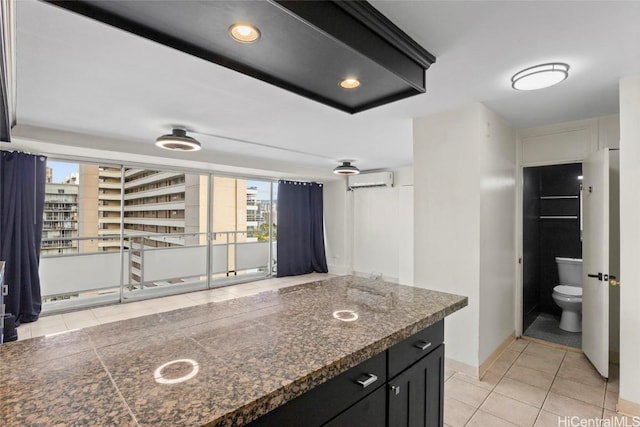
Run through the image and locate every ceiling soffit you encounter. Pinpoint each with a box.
[43,0,436,114]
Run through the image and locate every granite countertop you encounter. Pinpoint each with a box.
[0,275,467,427]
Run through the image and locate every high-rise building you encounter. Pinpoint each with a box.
[41,182,79,256]
[43,162,258,283]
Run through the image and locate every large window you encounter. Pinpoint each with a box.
[39,159,278,313]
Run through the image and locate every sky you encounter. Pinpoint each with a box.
[47,160,277,200]
[47,160,78,183]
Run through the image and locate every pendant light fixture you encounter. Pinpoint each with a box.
[333,161,360,176]
[155,128,201,151]
[511,63,570,91]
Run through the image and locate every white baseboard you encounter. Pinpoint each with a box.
[617,398,640,417]
[446,357,478,378]
[479,332,516,379]
[327,264,351,276]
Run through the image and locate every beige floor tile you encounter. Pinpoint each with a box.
[454,371,500,391]
[488,360,513,377]
[522,342,566,364]
[557,360,606,389]
[445,368,456,381]
[494,377,549,408]
[604,390,618,411]
[66,317,101,329]
[509,339,529,353]
[550,376,605,407]
[498,349,523,366]
[444,376,491,408]
[506,364,555,391]
[29,322,69,338]
[533,410,563,427]
[34,314,66,327]
[480,392,539,426]
[562,351,593,369]
[443,396,476,427]
[514,352,563,376]
[466,409,518,427]
[16,325,32,340]
[542,392,603,419]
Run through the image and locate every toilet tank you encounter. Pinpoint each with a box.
[556,257,582,287]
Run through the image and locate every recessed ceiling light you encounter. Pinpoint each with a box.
[155,128,201,151]
[333,161,360,175]
[340,78,361,89]
[511,63,569,91]
[229,23,260,43]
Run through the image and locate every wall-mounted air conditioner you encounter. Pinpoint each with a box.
[347,171,394,190]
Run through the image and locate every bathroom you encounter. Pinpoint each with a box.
[522,162,583,348]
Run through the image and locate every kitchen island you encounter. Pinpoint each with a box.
[0,275,467,426]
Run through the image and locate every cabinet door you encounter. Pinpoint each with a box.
[388,344,444,427]
[323,387,386,427]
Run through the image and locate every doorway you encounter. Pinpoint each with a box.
[522,163,583,348]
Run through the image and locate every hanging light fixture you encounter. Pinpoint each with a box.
[155,128,201,151]
[511,63,569,91]
[333,161,360,176]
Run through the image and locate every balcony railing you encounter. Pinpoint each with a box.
[39,231,276,314]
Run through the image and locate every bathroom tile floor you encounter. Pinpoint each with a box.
[445,340,624,427]
[524,313,582,349]
[15,275,628,427]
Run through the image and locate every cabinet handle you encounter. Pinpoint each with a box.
[414,340,432,351]
[356,373,378,388]
[390,384,400,395]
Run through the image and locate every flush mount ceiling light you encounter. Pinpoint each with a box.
[155,128,201,151]
[333,161,360,176]
[229,23,260,43]
[511,63,570,91]
[340,78,360,89]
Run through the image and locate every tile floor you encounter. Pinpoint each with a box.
[444,340,627,427]
[524,312,581,349]
[15,273,631,427]
[16,272,333,340]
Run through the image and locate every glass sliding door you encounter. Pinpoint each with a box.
[209,177,276,286]
[39,161,124,312]
[121,168,209,301]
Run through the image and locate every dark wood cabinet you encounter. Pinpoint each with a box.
[248,320,444,427]
[388,344,445,427]
[323,387,386,427]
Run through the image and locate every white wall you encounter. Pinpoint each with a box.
[323,179,351,275]
[478,108,517,362]
[414,104,484,369]
[414,104,516,371]
[618,75,640,410]
[323,166,414,283]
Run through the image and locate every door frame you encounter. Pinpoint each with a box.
[515,158,584,337]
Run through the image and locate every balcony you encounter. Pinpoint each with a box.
[123,201,185,212]
[39,232,277,314]
[124,184,186,201]
[124,171,184,189]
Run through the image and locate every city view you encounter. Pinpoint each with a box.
[40,160,278,310]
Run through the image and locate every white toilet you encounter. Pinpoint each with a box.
[552,257,583,332]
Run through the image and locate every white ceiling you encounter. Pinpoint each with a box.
[9,0,640,180]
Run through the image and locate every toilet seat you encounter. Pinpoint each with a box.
[553,285,582,297]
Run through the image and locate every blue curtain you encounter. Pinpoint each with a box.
[0,151,47,324]
[276,180,328,277]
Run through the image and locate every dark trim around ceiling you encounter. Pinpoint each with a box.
[44,0,364,113]
[43,0,435,114]
[331,1,436,69]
